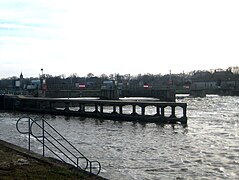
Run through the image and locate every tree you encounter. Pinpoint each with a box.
[230,66,239,74]
[109,74,114,80]
[100,74,108,80]
[70,73,78,78]
[87,73,94,78]
[123,74,131,80]
[60,74,66,79]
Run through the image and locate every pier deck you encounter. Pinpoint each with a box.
[2,95,187,124]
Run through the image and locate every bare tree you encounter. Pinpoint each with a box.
[100,74,108,80]
[87,73,94,78]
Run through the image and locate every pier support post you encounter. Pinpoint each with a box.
[132,105,137,115]
[156,106,161,116]
[94,104,99,113]
[49,101,54,110]
[112,105,117,114]
[161,106,165,117]
[79,104,85,112]
[100,105,104,113]
[65,102,70,112]
[141,105,145,116]
[183,105,187,118]
[119,105,123,114]
[171,106,176,118]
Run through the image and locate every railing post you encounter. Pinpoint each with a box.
[90,161,92,173]
[28,117,31,152]
[42,119,45,157]
[77,157,79,168]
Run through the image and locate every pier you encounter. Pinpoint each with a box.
[1,95,187,124]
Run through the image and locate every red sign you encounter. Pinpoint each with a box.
[79,84,86,89]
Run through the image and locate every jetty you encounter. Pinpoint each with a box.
[1,95,187,124]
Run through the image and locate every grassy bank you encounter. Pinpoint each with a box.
[0,140,107,180]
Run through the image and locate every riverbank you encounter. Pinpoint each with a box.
[0,139,107,180]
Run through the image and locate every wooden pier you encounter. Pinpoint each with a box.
[1,95,187,124]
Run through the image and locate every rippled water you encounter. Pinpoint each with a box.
[0,95,239,179]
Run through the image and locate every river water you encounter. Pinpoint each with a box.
[0,95,238,179]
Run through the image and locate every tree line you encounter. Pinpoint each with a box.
[1,66,239,90]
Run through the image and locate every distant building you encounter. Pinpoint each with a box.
[191,70,238,90]
[27,80,41,90]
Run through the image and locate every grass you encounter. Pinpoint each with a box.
[0,142,105,180]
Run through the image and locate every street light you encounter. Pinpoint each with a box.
[41,68,43,77]
[40,68,44,92]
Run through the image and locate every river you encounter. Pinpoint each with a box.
[0,95,238,179]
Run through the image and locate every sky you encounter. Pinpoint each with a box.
[0,0,239,78]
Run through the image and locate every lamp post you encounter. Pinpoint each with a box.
[41,68,43,77]
[40,68,43,91]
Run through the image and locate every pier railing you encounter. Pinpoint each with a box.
[16,117,101,175]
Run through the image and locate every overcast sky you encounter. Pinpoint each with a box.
[0,0,239,78]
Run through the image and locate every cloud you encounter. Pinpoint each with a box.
[0,0,63,39]
[0,0,239,78]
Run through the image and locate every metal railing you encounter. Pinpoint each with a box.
[16,117,101,175]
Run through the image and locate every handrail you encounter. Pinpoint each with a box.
[16,117,101,175]
[16,117,32,151]
[30,119,88,170]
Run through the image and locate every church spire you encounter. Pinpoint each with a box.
[20,72,23,79]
